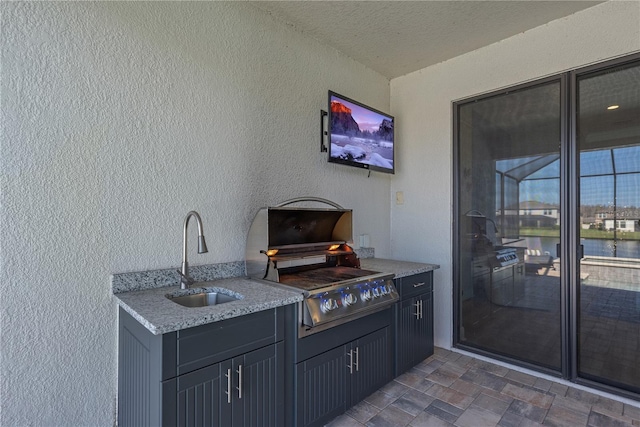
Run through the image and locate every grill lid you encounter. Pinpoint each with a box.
[267,208,351,247]
[245,198,353,279]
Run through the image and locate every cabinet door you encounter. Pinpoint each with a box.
[415,292,434,362]
[396,297,420,375]
[396,293,434,376]
[167,343,283,427]
[236,342,283,427]
[296,345,348,427]
[169,363,222,427]
[218,359,237,426]
[351,327,391,405]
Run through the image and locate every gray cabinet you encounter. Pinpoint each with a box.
[395,272,434,376]
[295,345,347,427]
[163,342,283,427]
[118,306,285,427]
[163,362,221,426]
[351,327,392,402]
[232,343,283,426]
[295,327,391,427]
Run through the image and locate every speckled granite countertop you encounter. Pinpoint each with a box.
[113,258,439,335]
[114,277,303,335]
[360,258,440,278]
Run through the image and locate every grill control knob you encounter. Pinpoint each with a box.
[342,293,357,306]
[372,287,380,298]
[361,289,371,301]
[320,298,338,313]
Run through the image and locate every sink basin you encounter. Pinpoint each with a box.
[168,291,239,308]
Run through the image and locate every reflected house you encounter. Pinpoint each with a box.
[594,208,640,232]
[500,200,559,229]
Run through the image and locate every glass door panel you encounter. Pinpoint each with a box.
[457,80,563,371]
[577,61,640,393]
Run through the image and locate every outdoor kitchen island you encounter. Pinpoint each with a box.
[114,258,439,427]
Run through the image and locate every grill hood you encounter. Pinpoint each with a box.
[245,198,353,279]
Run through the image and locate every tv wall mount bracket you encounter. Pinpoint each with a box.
[320,109,328,152]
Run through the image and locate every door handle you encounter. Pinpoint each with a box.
[413,282,426,288]
[556,243,584,259]
[236,365,242,399]
[347,349,353,374]
[414,301,420,319]
[225,368,232,404]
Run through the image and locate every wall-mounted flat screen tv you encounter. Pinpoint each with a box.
[328,91,394,174]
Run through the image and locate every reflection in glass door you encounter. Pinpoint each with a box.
[456,79,564,371]
[576,61,640,393]
[455,55,640,397]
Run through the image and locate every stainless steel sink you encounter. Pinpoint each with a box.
[168,291,239,308]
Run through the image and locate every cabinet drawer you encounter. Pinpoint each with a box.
[171,308,281,377]
[396,271,433,299]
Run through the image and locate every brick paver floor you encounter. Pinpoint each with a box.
[325,348,640,427]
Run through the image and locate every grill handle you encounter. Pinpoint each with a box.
[276,197,344,210]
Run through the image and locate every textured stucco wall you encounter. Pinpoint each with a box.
[0,2,391,424]
[389,0,640,349]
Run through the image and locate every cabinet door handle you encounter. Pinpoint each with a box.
[354,347,359,372]
[347,349,353,374]
[420,300,424,319]
[413,282,426,288]
[236,365,242,399]
[414,301,420,319]
[225,368,232,404]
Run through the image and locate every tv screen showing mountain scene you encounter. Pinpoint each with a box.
[328,91,395,174]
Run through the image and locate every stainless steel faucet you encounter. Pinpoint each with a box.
[179,211,208,289]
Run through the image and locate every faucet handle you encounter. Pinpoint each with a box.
[176,269,196,288]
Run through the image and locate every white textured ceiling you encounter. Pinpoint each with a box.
[251,1,605,79]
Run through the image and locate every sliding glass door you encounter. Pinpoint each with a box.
[455,78,564,372]
[576,60,640,394]
[454,54,640,396]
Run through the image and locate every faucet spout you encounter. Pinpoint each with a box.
[180,211,208,289]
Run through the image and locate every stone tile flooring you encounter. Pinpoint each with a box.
[325,348,640,427]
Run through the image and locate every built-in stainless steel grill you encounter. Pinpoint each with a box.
[245,197,398,337]
[493,247,520,267]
